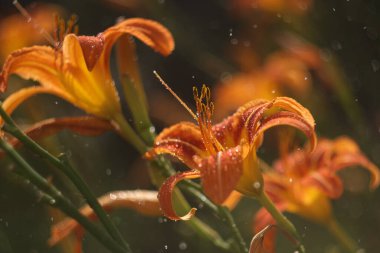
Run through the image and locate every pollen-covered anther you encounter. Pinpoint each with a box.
[193,85,224,154]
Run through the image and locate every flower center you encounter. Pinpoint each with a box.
[193,85,224,155]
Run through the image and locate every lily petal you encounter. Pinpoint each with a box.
[0,46,64,92]
[103,18,175,58]
[222,190,243,210]
[77,35,105,71]
[2,86,68,117]
[332,153,380,189]
[5,116,113,151]
[49,190,160,247]
[62,34,122,118]
[158,170,200,220]
[254,111,317,151]
[200,146,244,204]
[249,225,276,253]
[302,169,343,198]
[146,122,206,169]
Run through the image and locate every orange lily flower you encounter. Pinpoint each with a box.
[0,18,174,122]
[146,84,317,221]
[253,136,380,252]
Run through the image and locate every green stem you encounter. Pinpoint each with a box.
[0,105,131,252]
[256,192,305,253]
[218,206,248,253]
[112,113,148,154]
[0,139,126,253]
[326,218,358,253]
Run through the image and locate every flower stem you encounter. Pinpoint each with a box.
[112,113,148,154]
[256,192,305,253]
[326,218,358,253]
[0,104,132,252]
[0,138,127,253]
[218,206,248,253]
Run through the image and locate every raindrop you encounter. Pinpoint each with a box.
[229,28,233,37]
[179,241,188,250]
[54,101,59,105]
[49,199,56,205]
[371,60,380,72]
[355,98,358,102]
[252,24,258,29]
[253,181,261,189]
[230,38,238,45]
[105,168,112,176]
[157,0,165,4]
[271,90,276,94]
[331,41,342,51]
[164,245,168,250]
[332,7,336,12]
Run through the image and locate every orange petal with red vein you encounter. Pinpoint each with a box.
[158,170,200,220]
[49,190,160,246]
[302,170,343,198]
[145,122,206,169]
[272,97,315,128]
[332,153,380,189]
[253,111,317,151]
[200,146,244,204]
[103,18,175,57]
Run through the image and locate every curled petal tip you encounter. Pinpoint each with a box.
[158,170,200,221]
[176,208,197,221]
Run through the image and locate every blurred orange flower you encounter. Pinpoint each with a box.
[146,85,316,220]
[0,4,64,63]
[0,18,174,121]
[253,136,380,252]
[233,0,313,15]
[215,50,314,118]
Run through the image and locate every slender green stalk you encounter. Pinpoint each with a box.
[326,218,358,253]
[256,192,305,253]
[218,206,248,253]
[112,113,148,154]
[0,105,131,252]
[0,138,126,253]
